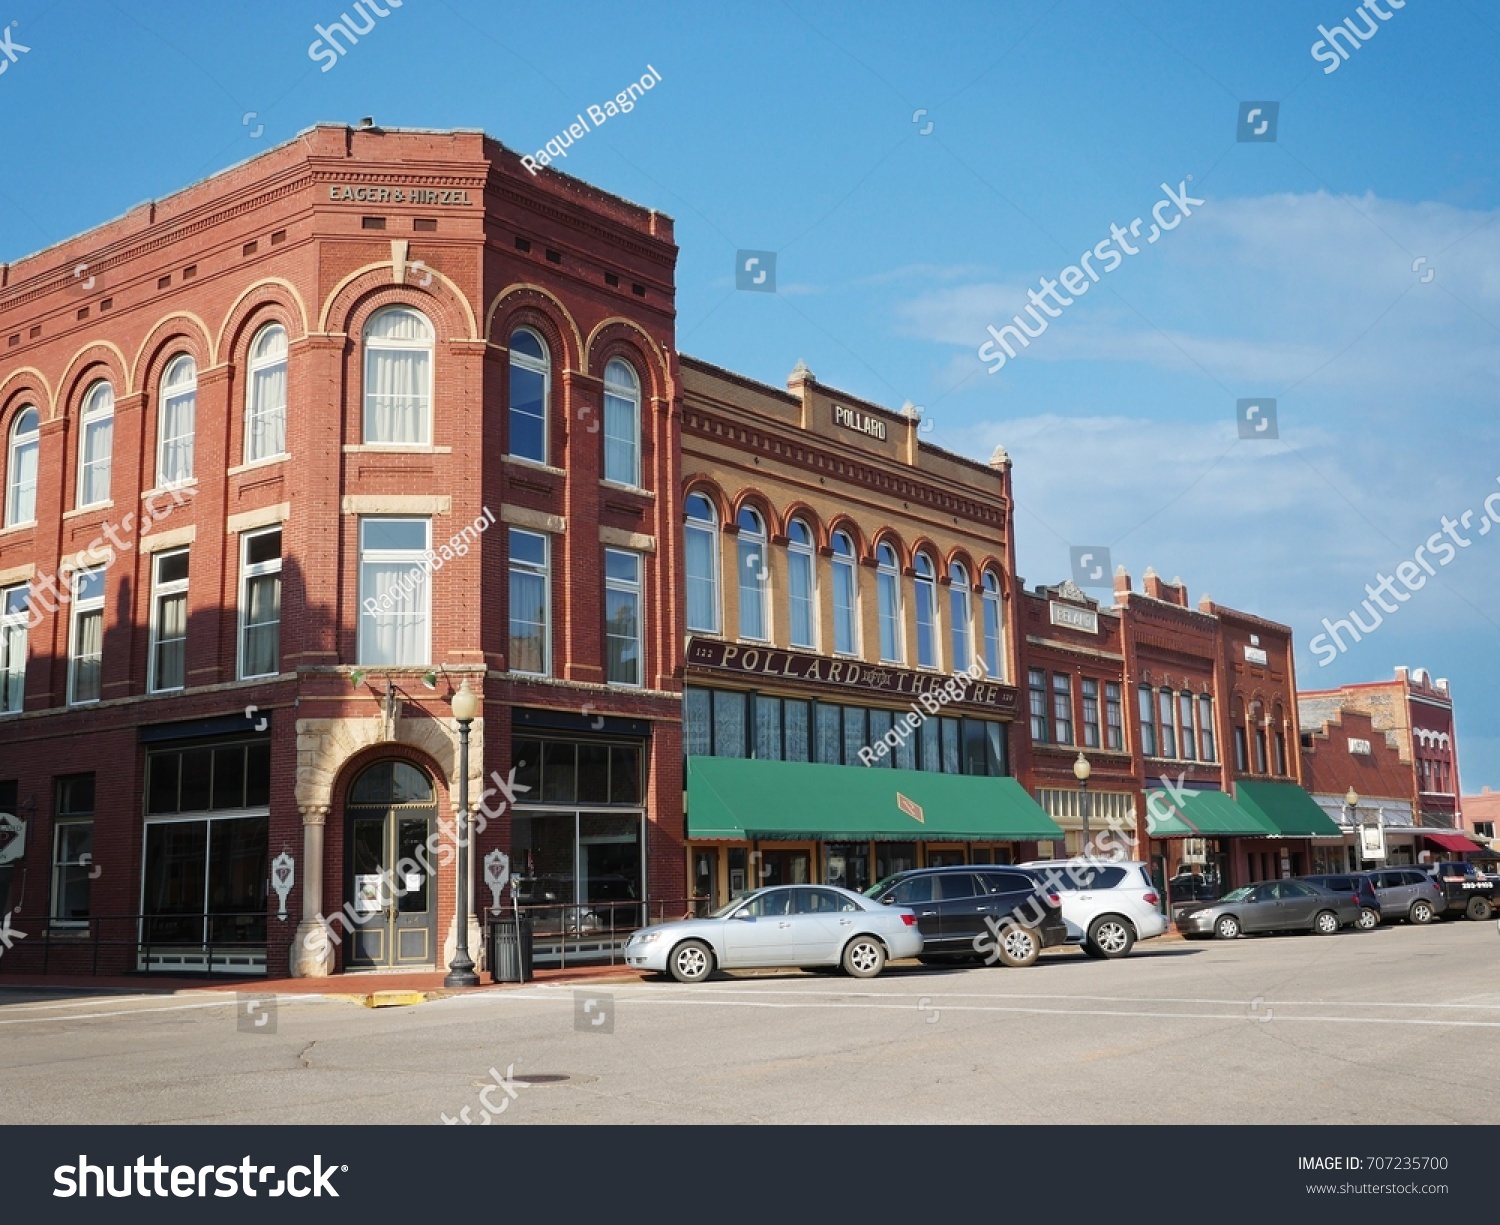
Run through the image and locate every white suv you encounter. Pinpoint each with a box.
[1016,859,1168,958]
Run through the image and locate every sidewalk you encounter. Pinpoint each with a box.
[0,960,643,1004]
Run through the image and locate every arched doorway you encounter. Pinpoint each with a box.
[344,760,439,969]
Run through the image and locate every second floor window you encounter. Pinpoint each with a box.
[157,355,196,486]
[508,528,549,675]
[831,531,858,655]
[240,528,282,679]
[914,552,938,669]
[7,406,39,526]
[604,548,642,686]
[685,492,720,634]
[150,548,190,693]
[949,562,972,673]
[78,382,114,507]
[1198,694,1216,761]
[603,359,641,487]
[981,570,1003,679]
[1234,725,1249,772]
[358,517,431,665]
[508,328,549,464]
[1179,692,1196,760]
[787,518,816,650]
[1138,685,1157,757]
[876,542,902,663]
[1052,673,1073,744]
[363,307,433,445]
[1,584,27,713]
[245,324,288,462]
[1029,668,1048,741]
[1158,688,1177,758]
[736,507,769,642]
[1105,681,1123,750]
[1081,678,1100,748]
[68,568,105,705]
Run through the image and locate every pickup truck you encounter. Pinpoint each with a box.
[1422,861,1496,920]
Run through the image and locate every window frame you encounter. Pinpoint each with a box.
[507,326,550,465]
[361,306,434,447]
[357,516,433,666]
[603,358,642,488]
[831,530,859,657]
[508,527,551,677]
[6,405,39,527]
[876,541,903,664]
[238,527,282,680]
[914,552,939,670]
[1157,688,1177,758]
[1104,681,1123,751]
[684,491,721,635]
[1,583,27,714]
[1051,673,1074,745]
[787,518,817,651]
[1178,691,1196,760]
[148,546,191,694]
[1198,694,1216,761]
[736,507,770,643]
[77,381,115,508]
[67,567,106,706]
[948,562,973,673]
[1138,684,1158,757]
[604,547,644,687]
[1081,677,1101,749]
[1028,668,1048,742]
[980,569,1003,680]
[244,323,289,464]
[156,354,197,487]
[51,777,95,929]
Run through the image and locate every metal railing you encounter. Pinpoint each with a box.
[0,912,269,978]
[484,897,705,968]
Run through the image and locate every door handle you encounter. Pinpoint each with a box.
[778,921,792,928]
[838,918,852,926]
[976,905,991,912]
[919,909,937,917]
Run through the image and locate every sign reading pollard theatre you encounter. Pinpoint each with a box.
[686,638,1018,713]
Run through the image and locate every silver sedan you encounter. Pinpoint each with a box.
[1176,879,1361,939]
[624,885,923,983]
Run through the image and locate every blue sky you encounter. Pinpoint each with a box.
[2,1,1497,788]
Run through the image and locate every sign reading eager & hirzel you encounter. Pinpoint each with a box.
[327,183,476,205]
[686,638,1019,713]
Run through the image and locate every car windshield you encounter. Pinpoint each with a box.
[865,876,902,898]
[710,893,759,919]
[1219,886,1256,902]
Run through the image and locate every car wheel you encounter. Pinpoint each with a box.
[1313,910,1340,935]
[1356,907,1379,931]
[1086,915,1136,959]
[1408,899,1434,925]
[842,935,887,979]
[1466,896,1493,922]
[668,939,714,983]
[1214,915,1241,940]
[993,923,1041,967]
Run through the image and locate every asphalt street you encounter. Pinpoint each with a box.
[2,921,1497,1125]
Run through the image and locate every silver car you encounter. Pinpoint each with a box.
[624,884,923,983]
[1364,867,1443,924]
[1176,879,1361,939]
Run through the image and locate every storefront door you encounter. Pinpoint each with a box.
[345,762,438,970]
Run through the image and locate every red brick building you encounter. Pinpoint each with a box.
[0,124,683,978]
[1299,707,1421,868]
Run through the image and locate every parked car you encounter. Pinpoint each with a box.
[1421,860,1497,920]
[624,884,921,983]
[1017,858,1168,958]
[865,865,1068,968]
[1363,866,1444,925]
[1297,874,1382,930]
[1176,879,1361,939]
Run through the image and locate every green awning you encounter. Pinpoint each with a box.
[1235,781,1346,837]
[1143,786,1278,838]
[686,756,1064,842]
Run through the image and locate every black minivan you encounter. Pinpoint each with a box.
[866,866,1069,967]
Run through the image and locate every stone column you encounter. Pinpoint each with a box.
[291,804,332,977]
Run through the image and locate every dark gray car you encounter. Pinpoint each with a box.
[1176,879,1360,939]
[1364,867,1443,924]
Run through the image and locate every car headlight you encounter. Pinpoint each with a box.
[631,931,662,945]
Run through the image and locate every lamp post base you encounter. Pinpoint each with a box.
[443,956,480,989]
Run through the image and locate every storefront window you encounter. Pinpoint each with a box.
[876,842,918,880]
[714,690,747,758]
[754,695,782,760]
[843,707,869,766]
[826,842,871,891]
[868,709,893,768]
[941,717,961,774]
[815,705,841,764]
[685,688,711,757]
[784,699,810,762]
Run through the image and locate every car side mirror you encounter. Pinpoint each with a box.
[732,909,754,921]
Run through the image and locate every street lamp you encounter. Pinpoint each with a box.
[444,679,481,988]
[1074,752,1092,850]
[1345,785,1360,873]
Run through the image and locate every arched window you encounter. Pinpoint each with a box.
[77,382,114,507]
[876,542,903,663]
[685,492,720,634]
[157,356,197,486]
[1250,700,1267,774]
[914,552,939,669]
[5,407,38,526]
[508,327,549,464]
[981,570,1003,679]
[787,518,816,650]
[831,530,858,655]
[245,324,288,463]
[1178,691,1196,760]
[363,307,433,445]
[1158,688,1177,758]
[603,358,641,487]
[949,561,972,672]
[350,759,436,806]
[737,506,769,642]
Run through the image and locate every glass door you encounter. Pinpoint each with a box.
[345,762,438,970]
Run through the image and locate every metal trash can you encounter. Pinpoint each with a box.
[489,915,533,984]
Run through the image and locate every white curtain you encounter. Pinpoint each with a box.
[604,362,639,485]
[685,523,718,633]
[247,359,287,460]
[243,574,280,676]
[737,535,766,639]
[789,550,814,648]
[8,435,37,523]
[154,594,187,690]
[159,390,195,485]
[365,347,429,444]
[833,560,856,654]
[509,568,546,673]
[361,561,430,664]
[2,619,24,711]
[73,610,102,702]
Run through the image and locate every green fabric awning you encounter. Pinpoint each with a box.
[686,756,1064,842]
[1235,781,1346,837]
[1143,786,1277,838]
